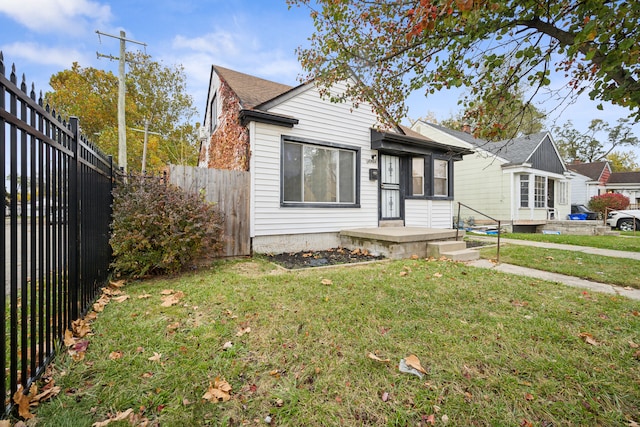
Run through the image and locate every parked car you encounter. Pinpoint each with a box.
[606,209,640,231]
[570,204,598,220]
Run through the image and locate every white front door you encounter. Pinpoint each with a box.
[380,154,402,220]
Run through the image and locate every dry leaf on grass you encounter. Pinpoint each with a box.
[203,377,232,403]
[109,279,126,288]
[91,408,134,427]
[64,329,76,347]
[160,289,174,295]
[161,291,185,307]
[109,351,123,360]
[367,352,390,363]
[405,354,427,374]
[321,279,333,285]
[112,295,129,303]
[579,332,600,346]
[148,352,162,362]
[72,318,91,337]
[13,384,36,420]
[138,293,152,299]
[236,326,251,337]
[433,272,443,278]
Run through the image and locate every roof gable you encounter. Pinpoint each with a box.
[567,161,611,181]
[213,65,292,109]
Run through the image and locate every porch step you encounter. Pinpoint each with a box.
[427,241,480,262]
[440,248,480,262]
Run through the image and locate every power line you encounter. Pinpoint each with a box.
[95,30,147,172]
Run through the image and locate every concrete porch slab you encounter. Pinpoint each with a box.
[340,227,464,243]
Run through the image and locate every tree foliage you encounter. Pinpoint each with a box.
[606,151,639,172]
[554,118,639,163]
[588,193,629,217]
[46,52,199,172]
[289,0,640,138]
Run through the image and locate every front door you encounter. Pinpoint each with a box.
[380,154,403,220]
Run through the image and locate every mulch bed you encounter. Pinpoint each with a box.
[265,247,386,269]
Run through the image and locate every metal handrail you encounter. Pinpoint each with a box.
[456,202,502,263]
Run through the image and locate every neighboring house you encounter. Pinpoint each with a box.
[198,66,471,253]
[605,171,640,206]
[566,161,611,205]
[411,121,572,223]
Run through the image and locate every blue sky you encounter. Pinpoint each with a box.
[1,0,638,147]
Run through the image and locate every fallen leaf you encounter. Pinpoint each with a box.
[0,421,10,427]
[160,289,174,295]
[367,352,390,363]
[166,322,181,332]
[109,351,124,360]
[161,291,184,307]
[223,341,233,350]
[433,272,443,278]
[72,318,92,337]
[545,256,554,260]
[441,414,449,424]
[64,329,76,347]
[524,393,534,401]
[381,391,389,402]
[236,326,251,337]
[425,414,436,425]
[112,295,129,303]
[203,377,232,402]
[579,332,599,346]
[148,352,162,362]
[399,271,408,277]
[321,279,333,285]
[109,279,126,288]
[13,385,35,420]
[269,369,281,378]
[629,341,639,349]
[404,354,427,374]
[138,293,152,299]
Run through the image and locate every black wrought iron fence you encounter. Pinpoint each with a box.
[1,52,116,417]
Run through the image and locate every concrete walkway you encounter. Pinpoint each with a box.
[466,237,640,301]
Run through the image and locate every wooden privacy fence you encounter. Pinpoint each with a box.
[167,164,250,257]
[1,52,115,417]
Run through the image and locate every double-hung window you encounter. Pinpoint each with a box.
[534,176,546,208]
[282,138,359,206]
[411,157,425,196]
[520,175,529,208]
[433,159,448,197]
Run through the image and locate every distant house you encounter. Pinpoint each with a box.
[566,161,611,205]
[198,66,471,253]
[411,121,572,223]
[605,171,640,206]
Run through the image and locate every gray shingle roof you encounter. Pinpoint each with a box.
[425,123,548,164]
[607,171,640,184]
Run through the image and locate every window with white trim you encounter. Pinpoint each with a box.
[433,159,448,197]
[282,139,357,205]
[534,176,546,208]
[520,175,529,208]
[558,181,568,205]
[411,157,424,196]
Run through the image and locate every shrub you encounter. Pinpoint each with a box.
[587,193,630,216]
[110,176,224,277]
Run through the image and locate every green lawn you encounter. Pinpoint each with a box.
[32,259,640,426]
[480,232,640,252]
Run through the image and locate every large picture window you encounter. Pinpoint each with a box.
[282,139,358,206]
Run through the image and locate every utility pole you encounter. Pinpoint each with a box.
[96,30,147,172]
[129,121,163,174]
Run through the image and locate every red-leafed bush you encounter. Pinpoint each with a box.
[588,193,630,216]
[110,176,224,277]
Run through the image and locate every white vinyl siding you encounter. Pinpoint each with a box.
[251,83,379,237]
[405,199,453,228]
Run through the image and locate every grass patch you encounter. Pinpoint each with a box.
[33,259,640,426]
[480,245,640,289]
[490,232,640,252]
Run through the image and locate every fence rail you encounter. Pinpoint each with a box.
[1,52,116,417]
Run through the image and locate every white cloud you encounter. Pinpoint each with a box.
[0,0,111,35]
[2,41,91,69]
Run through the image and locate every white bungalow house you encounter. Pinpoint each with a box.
[566,161,611,205]
[198,66,471,254]
[411,121,572,225]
